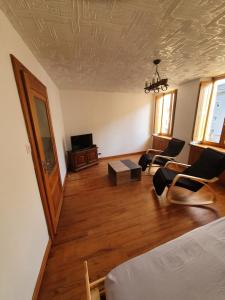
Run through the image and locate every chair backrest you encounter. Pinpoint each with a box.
[184,148,225,179]
[161,138,185,157]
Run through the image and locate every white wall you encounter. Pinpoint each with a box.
[0,10,66,300]
[173,79,200,162]
[60,90,154,157]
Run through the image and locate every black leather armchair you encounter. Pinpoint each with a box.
[138,138,185,174]
[153,148,225,206]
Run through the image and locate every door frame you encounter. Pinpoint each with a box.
[10,54,61,240]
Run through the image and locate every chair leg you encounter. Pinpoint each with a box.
[144,164,151,176]
[166,184,216,206]
[145,164,160,176]
[84,261,106,300]
[152,187,170,207]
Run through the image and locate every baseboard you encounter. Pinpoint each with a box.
[55,174,67,233]
[100,151,145,160]
[32,239,52,300]
[62,173,67,193]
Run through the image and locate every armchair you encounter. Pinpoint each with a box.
[153,148,225,206]
[138,138,185,174]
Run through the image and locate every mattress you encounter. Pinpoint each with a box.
[105,217,225,300]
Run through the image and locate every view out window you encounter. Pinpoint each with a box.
[193,78,225,147]
[154,90,177,136]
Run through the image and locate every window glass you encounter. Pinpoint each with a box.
[205,79,225,143]
[154,90,176,136]
[34,97,55,173]
[193,82,212,142]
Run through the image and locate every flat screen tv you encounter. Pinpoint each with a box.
[71,133,93,150]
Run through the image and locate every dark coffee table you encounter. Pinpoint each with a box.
[108,159,141,185]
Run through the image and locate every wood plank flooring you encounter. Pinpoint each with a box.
[38,154,225,300]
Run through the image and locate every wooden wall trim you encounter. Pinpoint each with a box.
[152,135,171,151]
[100,151,145,160]
[32,239,52,300]
[189,142,225,153]
[152,134,172,140]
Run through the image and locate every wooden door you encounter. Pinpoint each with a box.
[22,71,62,234]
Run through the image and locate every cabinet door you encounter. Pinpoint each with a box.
[87,148,98,163]
[75,152,87,168]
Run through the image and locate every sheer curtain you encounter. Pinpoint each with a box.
[154,95,163,134]
[193,81,213,142]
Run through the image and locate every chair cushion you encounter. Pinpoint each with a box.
[161,138,185,157]
[177,177,203,192]
[153,168,178,195]
[138,153,172,171]
[154,156,173,166]
[153,168,203,196]
[184,148,225,179]
[138,138,185,171]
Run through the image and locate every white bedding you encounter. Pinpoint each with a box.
[105,217,225,300]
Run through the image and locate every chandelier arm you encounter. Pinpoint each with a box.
[161,85,168,91]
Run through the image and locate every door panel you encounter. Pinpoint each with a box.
[23,71,62,233]
[75,153,87,167]
[34,97,56,174]
[87,148,98,163]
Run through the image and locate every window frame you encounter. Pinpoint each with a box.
[194,76,225,148]
[154,89,177,137]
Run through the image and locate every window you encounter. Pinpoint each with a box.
[154,90,177,136]
[193,78,225,148]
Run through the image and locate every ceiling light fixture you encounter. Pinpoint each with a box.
[144,59,169,93]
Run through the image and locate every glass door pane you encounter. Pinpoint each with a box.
[205,79,225,143]
[34,96,55,173]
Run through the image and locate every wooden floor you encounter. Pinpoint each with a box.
[38,154,225,300]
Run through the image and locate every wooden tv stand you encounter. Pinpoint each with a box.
[68,146,98,172]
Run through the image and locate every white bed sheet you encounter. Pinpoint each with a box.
[105,217,225,300]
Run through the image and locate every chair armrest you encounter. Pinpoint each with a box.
[151,155,174,165]
[146,148,162,154]
[171,173,218,189]
[165,161,191,169]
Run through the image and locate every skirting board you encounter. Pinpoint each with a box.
[55,173,67,231]
[32,175,66,299]
[100,151,145,160]
[62,173,67,192]
[32,239,52,300]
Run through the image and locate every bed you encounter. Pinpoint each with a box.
[85,217,225,300]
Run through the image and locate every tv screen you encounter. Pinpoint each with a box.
[71,134,93,150]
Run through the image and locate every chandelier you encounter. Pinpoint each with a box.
[144,59,169,93]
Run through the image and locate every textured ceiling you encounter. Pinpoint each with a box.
[2,0,225,92]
